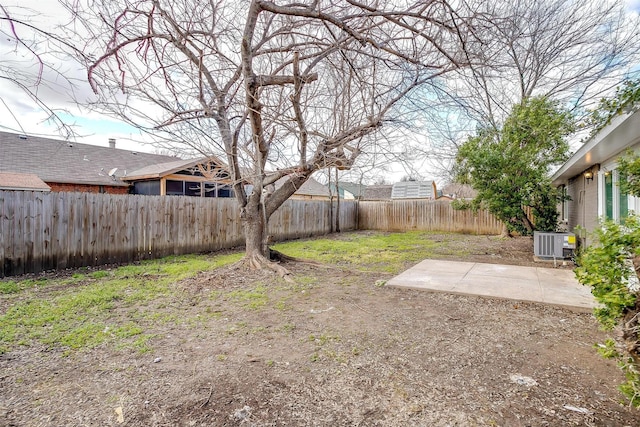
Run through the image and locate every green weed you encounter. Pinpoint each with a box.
[273,231,441,273]
[0,252,241,354]
[279,323,296,333]
[89,270,110,279]
[308,333,341,346]
[0,278,49,294]
[0,281,20,294]
[228,285,269,309]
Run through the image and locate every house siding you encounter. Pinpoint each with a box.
[566,165,599,239]
[552,111,640,248]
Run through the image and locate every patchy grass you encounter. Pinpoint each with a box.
[273,231,449,273]
[0,252,241,354]
[0,278,49,295]
[0,281,20,295]
[0,232,467,355]
[228,284,269,310]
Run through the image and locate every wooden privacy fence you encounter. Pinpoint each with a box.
[0,191,500,277]
[0,191,356,277]
[358,200,502,234]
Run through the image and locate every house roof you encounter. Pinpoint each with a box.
[552,109,640,185]
[122,156,229,181]
[0,172,51,191]
[274,176,331,198]
[363,185,393,200]
[123,158,204,180]
[337,181,367,198]
[391,181,435,199]
[441,183,477,199]
[296,177,331,197]
[0,131,180,187]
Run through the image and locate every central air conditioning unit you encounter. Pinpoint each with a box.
[533,231,576,259]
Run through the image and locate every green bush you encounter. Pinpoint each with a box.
[455,96,573,235]
[575,217,640,406]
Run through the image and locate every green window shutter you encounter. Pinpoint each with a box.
[619,172,629,221]
[605,173,613,220]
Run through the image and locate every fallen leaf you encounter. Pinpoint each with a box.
[115,406,124,424]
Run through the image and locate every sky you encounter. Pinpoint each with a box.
[2,0,640,183]
[0,0,157,153]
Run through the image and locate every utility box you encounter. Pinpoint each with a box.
[533,232,576,259]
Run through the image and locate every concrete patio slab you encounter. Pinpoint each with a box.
[386,259,597,312]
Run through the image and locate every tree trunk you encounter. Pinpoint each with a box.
[521,208,535,235]
[243,201,267,258]
[241,199,292,280]
[335,167,340,233]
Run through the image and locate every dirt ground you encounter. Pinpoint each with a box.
[1,234,639,426]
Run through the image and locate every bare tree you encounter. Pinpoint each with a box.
[417,0,640,179]
[66,0,477,274]
[0,4,86,139]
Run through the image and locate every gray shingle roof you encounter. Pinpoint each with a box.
[441,183,476,199]
[296,177,331,197]
[363,185,393,200]
[274,176,330,198]
[0,131,179,187]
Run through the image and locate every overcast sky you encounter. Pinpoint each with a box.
[1,0,640,182]
[0,0,154,153]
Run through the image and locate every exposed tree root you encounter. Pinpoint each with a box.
[244,253,294,283]
[268,248,323,266]
[238,248,328,283]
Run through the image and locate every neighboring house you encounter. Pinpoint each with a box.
[391,181,437,200]
[0,172,51,192]
[0,131,329,200]
[441,183,477,200]
[551,109,640,243]
[0,131,180,194]
[288,177,332,200]
[363,184,393,200]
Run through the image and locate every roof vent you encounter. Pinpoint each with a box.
[108,138,116,149]
[18,134,27,140]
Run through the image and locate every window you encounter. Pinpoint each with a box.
[166,180,185,196]
[599,168,634,223]
[132,180,161,195]
[185,183,202,197]
[217,185,233,198]
[166,179,234,197]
